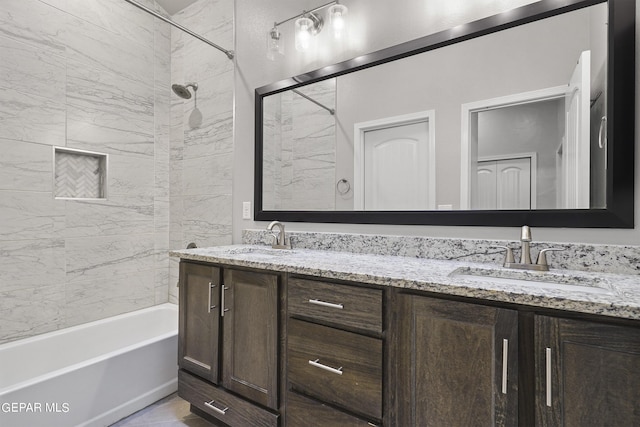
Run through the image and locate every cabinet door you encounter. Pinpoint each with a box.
[179,262,221,383]
[396,295,518,427]
[535,316,640,426]
[222,269,279,410]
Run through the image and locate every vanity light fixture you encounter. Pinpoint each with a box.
[267,25,283,60]
[328,3,348,39]
[267,0,348,58]
[295,15,316,51]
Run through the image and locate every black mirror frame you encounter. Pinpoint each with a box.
[255,0,635,228]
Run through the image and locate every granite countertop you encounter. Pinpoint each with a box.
[170,245,640,321]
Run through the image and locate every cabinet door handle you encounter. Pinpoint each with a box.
[309,358,343,375]
[208,282,216,313]
[545,347,552,407]
[309,299,344,309]
[501,338,508,394]
[204,400,228,415]
[221,285,229,317]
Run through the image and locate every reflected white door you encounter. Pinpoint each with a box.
[362,121,430,210]
[561,50,591,208]
[475,158,531,209]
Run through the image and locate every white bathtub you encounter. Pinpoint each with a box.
[0,303,178,427]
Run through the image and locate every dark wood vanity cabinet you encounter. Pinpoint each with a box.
[286,277,384,426]
[393,292,640,427]
[178,262,221,383]
[178,261,280,427]
[535,316,640,426]
[394,294,519,427]
[177,260,640,426]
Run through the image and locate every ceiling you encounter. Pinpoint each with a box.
[155,0,199,15]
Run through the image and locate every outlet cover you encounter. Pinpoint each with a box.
[242,201,251,219]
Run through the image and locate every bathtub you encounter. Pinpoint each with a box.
[0,303,178,427]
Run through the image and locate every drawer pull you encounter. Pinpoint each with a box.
[309,299,344,310]
[545,347,552,407]
[501,338,508,394]
[309,358,343,375]
[204,400,229,415]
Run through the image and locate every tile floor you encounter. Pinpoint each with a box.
[110,393,215,427]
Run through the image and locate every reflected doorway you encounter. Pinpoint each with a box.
[354,111,436,210]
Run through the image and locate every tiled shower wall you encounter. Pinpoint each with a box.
[0,0,233,344]
[168,0,234,303]
[262,79,336,211]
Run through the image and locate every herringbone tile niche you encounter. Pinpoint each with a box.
[54,148,107,199]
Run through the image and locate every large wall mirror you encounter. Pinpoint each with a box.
[255,0,635,227]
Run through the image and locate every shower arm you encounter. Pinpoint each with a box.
[124,0,234,60]
[292,89,335,115]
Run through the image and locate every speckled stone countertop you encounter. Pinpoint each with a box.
[170,245,640,321]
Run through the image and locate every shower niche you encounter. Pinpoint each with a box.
[54,147,108,199]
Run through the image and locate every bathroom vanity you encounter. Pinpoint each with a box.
[171,244,640,426]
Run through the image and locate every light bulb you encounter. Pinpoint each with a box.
[266,26,283,60]
[295,17,313,51]
[329,4,348,40]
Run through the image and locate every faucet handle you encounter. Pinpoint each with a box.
[490,245,515,266]
[536,248,564,268]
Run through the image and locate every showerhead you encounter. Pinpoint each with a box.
[172,82,198,99]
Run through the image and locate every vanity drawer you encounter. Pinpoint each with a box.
[287,318,382,420]
[286,390,378,427]
[178,370,278,427]
[288,277,383,334]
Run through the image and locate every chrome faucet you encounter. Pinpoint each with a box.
[266,221,291,249]
[495,226,562,271]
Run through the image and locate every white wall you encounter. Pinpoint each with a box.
[234,0,640,245]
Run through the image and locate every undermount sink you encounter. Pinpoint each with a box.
[449,266,614,295]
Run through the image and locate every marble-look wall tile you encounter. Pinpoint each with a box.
[0,139,52,192]
[108,154,156,197]
[66,58,155,117]
[0,86,66,145]
[66,58,155,157]
[62,14,154,87]
[182,153,233,196]
[0,0,67,53]
[174,0,232,41]
[0,35,66,101]
[65,234,155,283]
[0,191,64,240]
[0,0,217,344]
[0,239,66,293]
[64,196,155,238]
[61,0,154,50]
[182,194,233,247]
[64,270,155,327]
[0,284,66,345]
[183,111,234,159]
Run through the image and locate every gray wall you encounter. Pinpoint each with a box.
[234,0,640,245]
